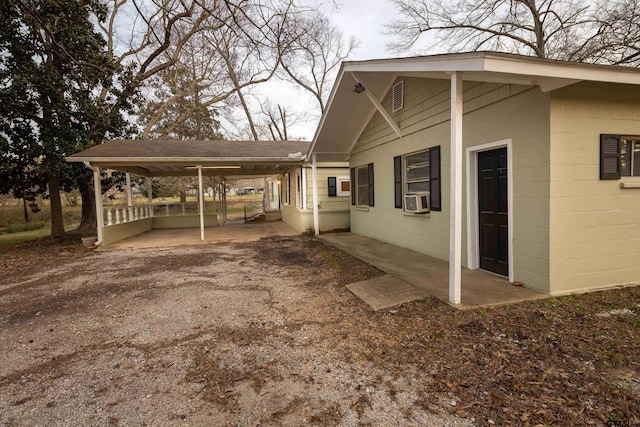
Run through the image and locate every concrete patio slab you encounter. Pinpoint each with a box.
[346,275,428,310]
[320,232,548,310]
[107,221,298,249]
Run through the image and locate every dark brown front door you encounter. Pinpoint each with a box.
[478,148,508,276]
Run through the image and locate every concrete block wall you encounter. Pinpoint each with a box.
[549,82,640,293]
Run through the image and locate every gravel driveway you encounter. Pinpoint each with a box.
[0,236,470,426]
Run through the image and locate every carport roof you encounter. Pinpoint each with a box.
[67,139,310,177]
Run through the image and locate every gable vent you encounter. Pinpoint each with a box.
[392,80,404,113]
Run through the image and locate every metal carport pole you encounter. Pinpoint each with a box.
[197,165,204,241]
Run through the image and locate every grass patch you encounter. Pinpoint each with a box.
[0,223,80,253]
[1,222,48,234]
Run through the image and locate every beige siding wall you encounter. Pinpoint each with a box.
[101,218,153,246]
[280,164,350,233]
[549,82,640,294]
[350,77,552,291]
[303,166,351,211]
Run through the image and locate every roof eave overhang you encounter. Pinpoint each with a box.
[311,52,640,160]
[67,156,305,164]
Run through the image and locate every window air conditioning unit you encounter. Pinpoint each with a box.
[404,192,430,213]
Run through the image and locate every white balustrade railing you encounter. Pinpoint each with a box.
[103,205,153,227]
[103,202,206,227]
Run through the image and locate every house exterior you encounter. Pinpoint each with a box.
[277,163,351,233]
[309,52,640,300]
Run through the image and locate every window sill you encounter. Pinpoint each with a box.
[355,206,370,212]
[620,178,640,188]
[403,212,430,218]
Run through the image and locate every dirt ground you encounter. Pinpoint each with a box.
[1,235,639,426]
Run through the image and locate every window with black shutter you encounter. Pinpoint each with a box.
[328,177,337,196]
[600,134,640,179]
[354,163,374,207]
[429,146,441,211]
[394,156,402,208]
[350,168,356,205]
[600,134,621,180]
[368,163,375,207]
[398,146,441,212]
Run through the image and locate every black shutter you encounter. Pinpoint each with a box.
[368,163,375,207]
[328,177,337,196]
[600,134,621,180]
[394,156,402,208]
[350,167,356,205]
[429,146,441,211]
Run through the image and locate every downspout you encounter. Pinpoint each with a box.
[84,162,103,246]
[311,154,319,235]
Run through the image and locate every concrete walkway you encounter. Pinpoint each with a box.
[107,221,298,249]
[319,232,548,310]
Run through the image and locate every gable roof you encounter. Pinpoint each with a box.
[67,139,310,177]
[311,51,640,161]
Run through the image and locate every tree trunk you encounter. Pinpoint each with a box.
[23,198,29,223]
[236,87,258,140]
[48,171,66,237]
[77,172,97,232]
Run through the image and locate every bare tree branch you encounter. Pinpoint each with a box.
[385,0,640,66]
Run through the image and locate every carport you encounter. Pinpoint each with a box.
[67,140,310,246]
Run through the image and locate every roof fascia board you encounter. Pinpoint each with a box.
[484,55,640,85]
[138,168,287,177]
[342,53,640,86]
[342,55,485,74]
[67,156,304,164]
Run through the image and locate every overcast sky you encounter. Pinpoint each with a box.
[253,0,401,140]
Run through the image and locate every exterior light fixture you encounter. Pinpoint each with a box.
[353,83,365,94]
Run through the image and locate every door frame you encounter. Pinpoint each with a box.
[466,139,514,282]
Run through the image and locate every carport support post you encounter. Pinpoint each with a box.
[449,72,463,305]
[89,163,104,245]
[125,173,133,221]
[197,165,204,240]
[146,177,153,218]
[312,154,319,235]
[222,179,227,224]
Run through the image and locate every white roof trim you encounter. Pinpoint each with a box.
[340,52,640,85]
[67,156,305,163]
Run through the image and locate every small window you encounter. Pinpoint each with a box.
[405,150,430,193]
[392,80,404,113]
[357,166,370,206]
[621,137,640,177]
[600,134,640,179]
[352,164,374,207]
[328,177,351,197]
[339,178,351,195]
[394,146,441,211]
